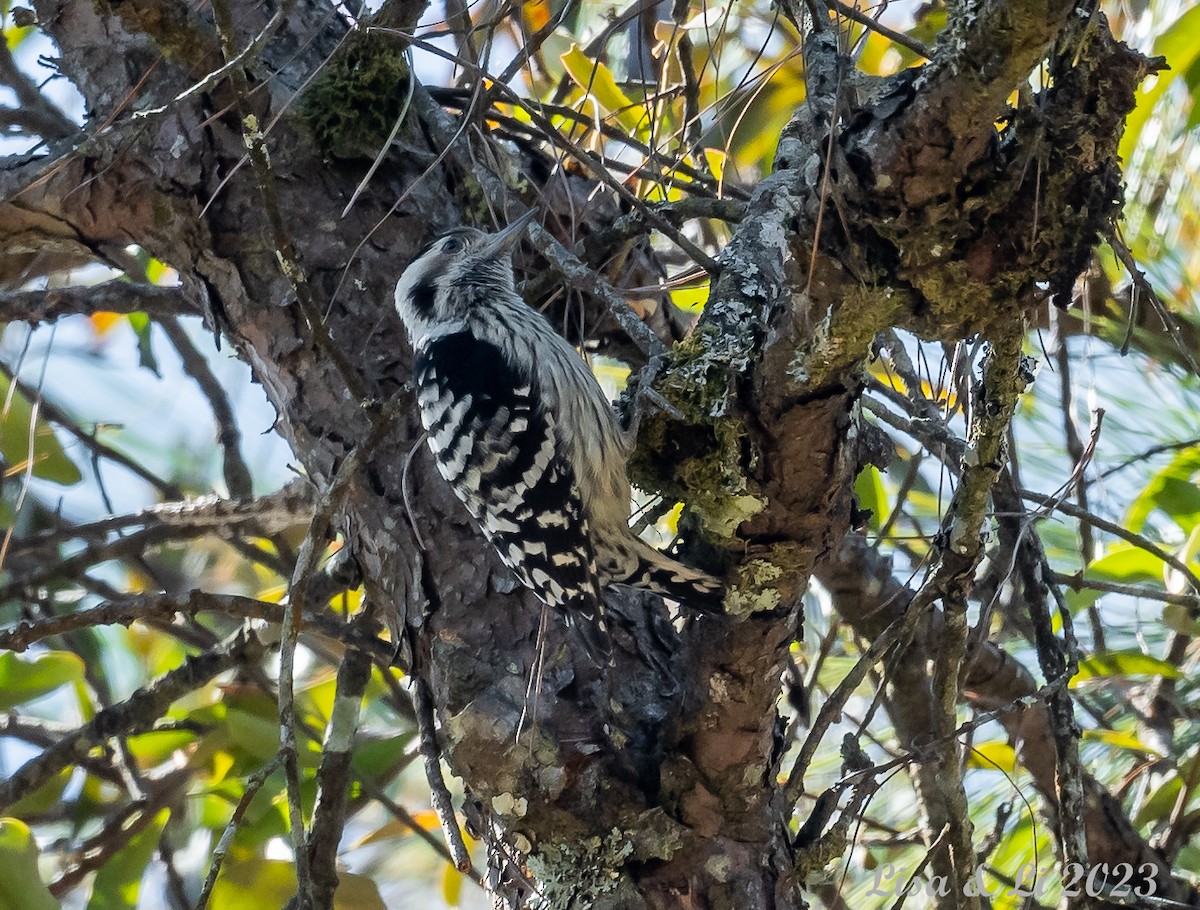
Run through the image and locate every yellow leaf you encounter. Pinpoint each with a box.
[145,258,178,286]
[669,279,709,313]
[1081,728,1161,755]
[522,0,551,33]
[559,45,645,134]
[659,502,683,537]
[442,864,465,906]
[5,25,35,52]
[409,808,441,831]
[210,750,236,784]
[966,741,1016,772]
[702,148,727,183]
[353,809,441,848]
[868,359,907,394]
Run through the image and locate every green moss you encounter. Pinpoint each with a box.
[794,826,849,881]
[628,326,764,540]
[789,285,904,389]
[298,34,411,158]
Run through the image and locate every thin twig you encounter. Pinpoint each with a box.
[828,0,931,58]
[196,755,284,910]
[1020,489,1200,594]
[1049,571,1200,612]
[158,316,255,499]
[785,582,938,804]
[0,360,182,498]
[411,672,472,871]
[0,625,266,810]
[1109,235,1200,375]
[277,447,365,891]
[49,769,190,895]
[0,34,78,139]
[209,0,368,407]
[378,29,719,274]
[12,481,313,559]
[0,281,199,325]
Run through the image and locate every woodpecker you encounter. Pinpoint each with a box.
[394,211,722,662]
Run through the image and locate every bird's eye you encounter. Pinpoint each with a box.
[443,236,463,254]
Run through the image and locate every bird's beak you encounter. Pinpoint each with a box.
[478,209,536,259]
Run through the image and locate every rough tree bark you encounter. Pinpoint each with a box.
[0,0,1175,905]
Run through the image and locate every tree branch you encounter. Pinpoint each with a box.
[0,281,200,323]
[305,645,372,909]
[158,315,255,499]
[0,36,78,141]
[0,625,266,811]
[818,537,1194,904]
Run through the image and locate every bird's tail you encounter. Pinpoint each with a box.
[622,539,725,613]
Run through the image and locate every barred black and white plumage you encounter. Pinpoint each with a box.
[394,211,723,663]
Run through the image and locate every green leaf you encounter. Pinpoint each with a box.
[126,728,198,767]
[1072,649,1182,686]
[0,818,60,910]
[350,733,416,780]
[1084,546,1167,587]
[87,809,169,910]
[1063,587,1100,614]
[1119,5,1200,164]
[211,857,385,910]
[211,859,297,907]
[814,656,878,697]
[1125,446,1200,534]
[0,376,82,486]
[987,812,1048,877]
[0,651,86,710]
[1133,758,1198,828]
[1185,54,1200,134]
[126,313,161,377]
[853,465,889,532]
[6,768,71,818]
[1162,602,1200,635]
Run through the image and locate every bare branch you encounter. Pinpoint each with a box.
[828,0,930,58]
[0,281,199,323]
[412,668,471,872]
[50,768,191,896]
[1021,488,1200,598]
[306,646,373,908]
[10,480,313,564]
[817,537,1192,904]
[0,589,389,657]
[0,38,78,141]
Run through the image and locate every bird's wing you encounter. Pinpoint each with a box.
[415,331,611,660]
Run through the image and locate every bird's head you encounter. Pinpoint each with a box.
[394,211,535,345]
